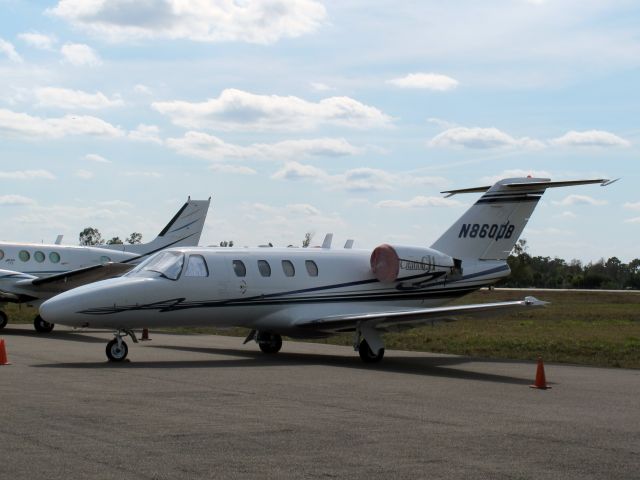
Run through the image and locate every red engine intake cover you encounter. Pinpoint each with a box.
[370,244,400,283]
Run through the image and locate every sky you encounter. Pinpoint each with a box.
[0,0,639,262]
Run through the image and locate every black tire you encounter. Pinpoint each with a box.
[258,332,282,354]
[0,311,7,330]
[358,339,385,363]
[106,338,128,362]
[34,315,54,333]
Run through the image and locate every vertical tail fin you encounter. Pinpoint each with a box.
[431,178,610,261]
[103,197,211,258]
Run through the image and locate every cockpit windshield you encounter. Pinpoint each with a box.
[127,251,185,280]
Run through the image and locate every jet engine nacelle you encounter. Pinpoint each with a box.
[370,244,457,283]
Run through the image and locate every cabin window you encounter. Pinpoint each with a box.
[49,252,60,263]
[34,251,45,263]
[233,260,246,277]
[0,249,4,261]
[100,256,111,264]
[258,260,271,277]
[185,255,209,277]
[282,260,295,277]
[19,250,30,262]
[305,260,319,277]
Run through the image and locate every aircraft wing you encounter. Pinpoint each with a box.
[22,263,135,293]
[0,263,135,303]
[294,296,547,334]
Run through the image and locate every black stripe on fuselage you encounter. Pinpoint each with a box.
[77,265,508,315]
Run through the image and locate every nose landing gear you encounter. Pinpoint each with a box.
[105,330,138,362]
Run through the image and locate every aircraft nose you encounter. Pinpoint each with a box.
[40,291,86,327]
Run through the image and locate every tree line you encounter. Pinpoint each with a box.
[79,227,142,246]
[501,239,640,290]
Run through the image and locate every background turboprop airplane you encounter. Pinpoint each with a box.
[0,197,210,332]
[39,177,612,363]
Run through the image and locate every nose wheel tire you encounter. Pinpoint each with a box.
[257,332,282,354]
[34,315,54,333]
[358,339,384,363]
[106,338,129,362]
[0,311,7,330]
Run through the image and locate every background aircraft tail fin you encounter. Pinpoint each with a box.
[431,178,610,261]
[103,197,211,258]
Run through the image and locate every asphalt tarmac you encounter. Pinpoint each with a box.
[1,325,638,480]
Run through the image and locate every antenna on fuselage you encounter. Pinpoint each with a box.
[55,235,63,245]
[321,233,333,249]
[344,239,354,249]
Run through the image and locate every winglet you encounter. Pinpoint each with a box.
[524,296,549,306]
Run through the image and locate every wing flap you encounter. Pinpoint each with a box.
[295,296,547,333]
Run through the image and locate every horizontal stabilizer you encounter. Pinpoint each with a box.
[442,178,613,197]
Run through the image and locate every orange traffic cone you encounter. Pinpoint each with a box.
[530,356,550,389]
[140,328,151,341]
[0,339,11,365]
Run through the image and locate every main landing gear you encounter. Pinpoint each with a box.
[105,330,138,362]
[354,325,385,363]
[244,330,283,355]
[34,315,54,333]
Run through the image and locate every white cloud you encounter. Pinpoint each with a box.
[376,196,463,209]
[134,84,152,95]
[388,73,459,91]
[85,153,111,163]
[35,87,123,109]
[550,130,631,147]
[60,43,102,66]
[310,82,332,91]
[623,202,640,211]
[0,170,55,180]
[0,38,22,63]
[18,32,57,51]
[98,200,132,209]
[128,124,162,144]
[0,109,124,139]
[429,127,544,149]
[552,194,607,206]
[153,88,392,131]
[271,161,327,181]
[271,161,446,192]
[167,131,363,161]
[208,164,257,175]
[48,0,327,45]
[0,194,36,206]
[427,117,457,129]
[555,210,577,219]
[75,169,94,179]
[122,171,162,178]
[624,217,640,224]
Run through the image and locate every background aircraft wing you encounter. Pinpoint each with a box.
[294,296,547,333]
[15,263,135,295]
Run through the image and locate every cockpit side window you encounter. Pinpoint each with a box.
[184,255,209,277]
[129,251,185,280]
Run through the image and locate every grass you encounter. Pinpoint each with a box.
[4,289,640,368]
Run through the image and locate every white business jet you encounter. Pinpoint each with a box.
[0,197,210,332]
[40,177,612,363]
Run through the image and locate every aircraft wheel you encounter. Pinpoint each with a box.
[258,332,282,354]
[358,339,384,363]
[106,338,128,362]
[0,311,7,329]
[34,315,54,333]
